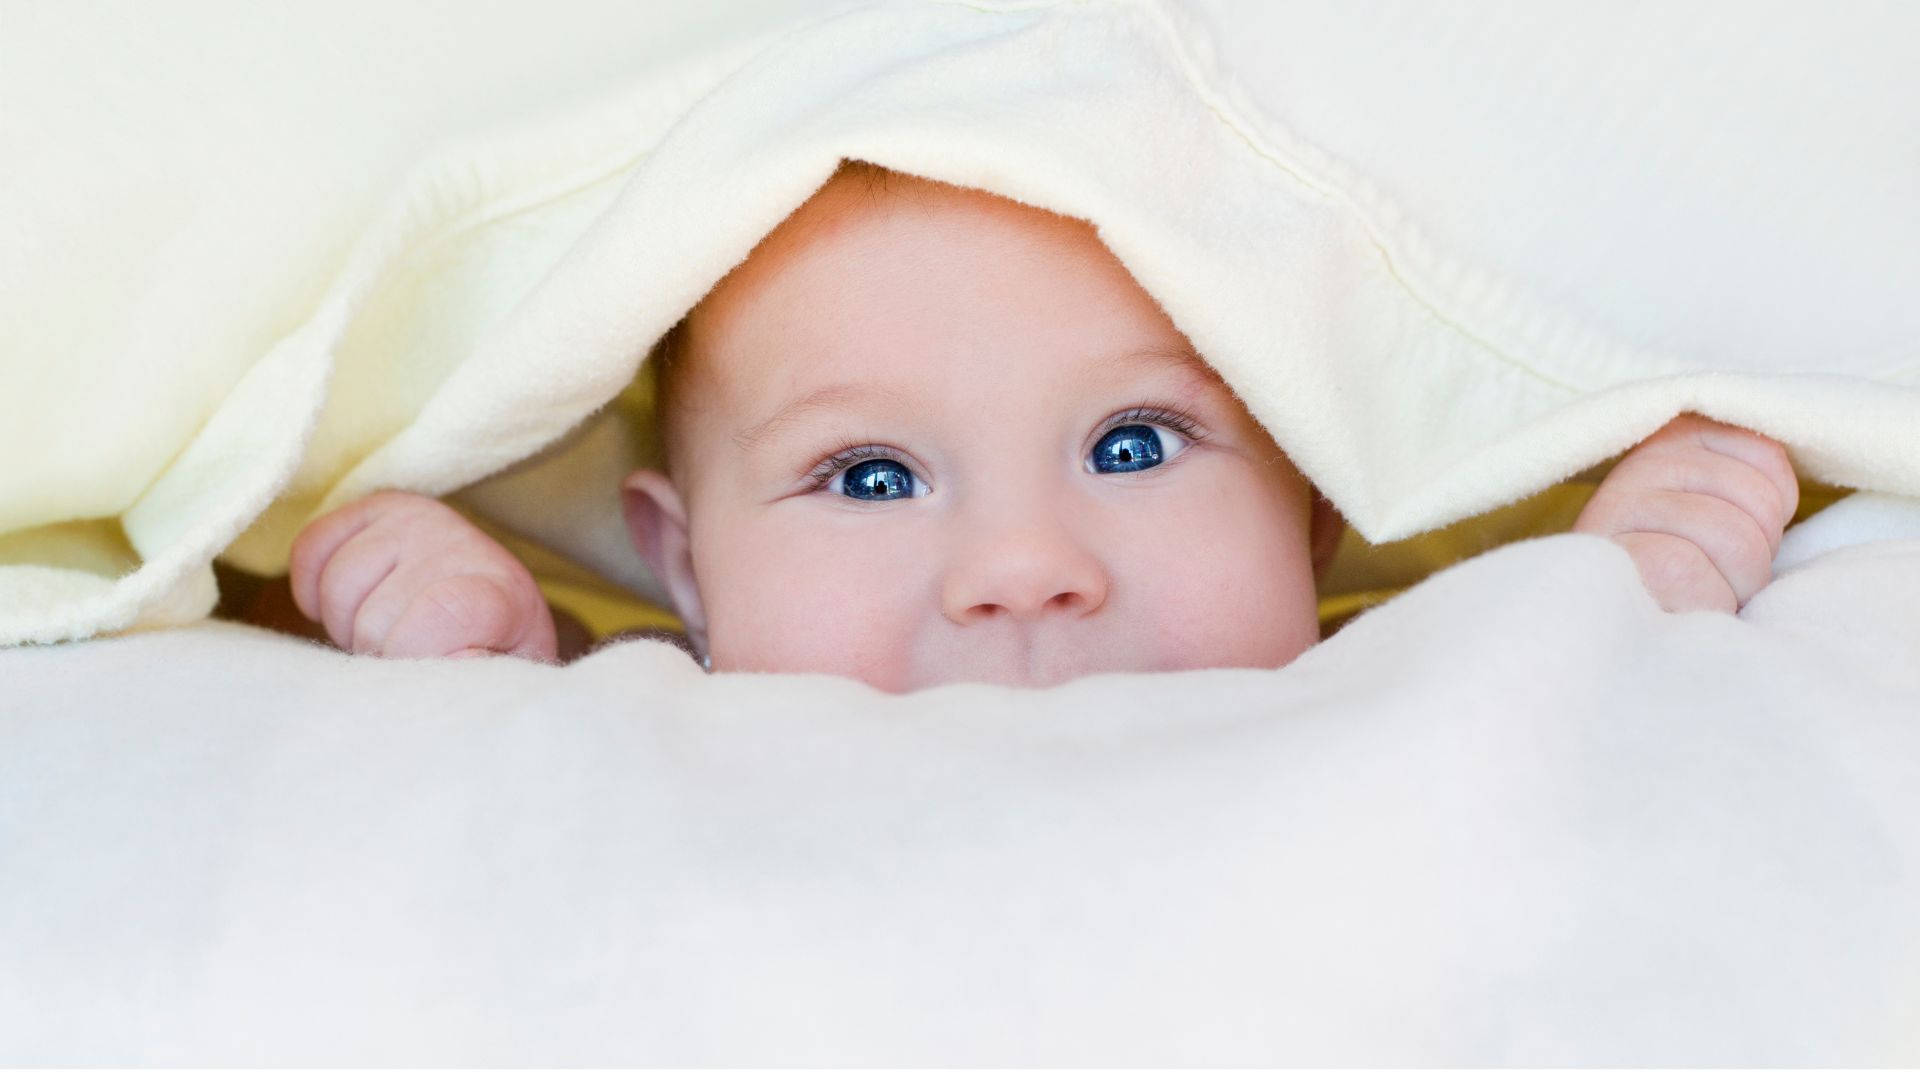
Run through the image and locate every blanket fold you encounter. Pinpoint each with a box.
[3,0,1916,644]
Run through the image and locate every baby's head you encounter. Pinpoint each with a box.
[622,161,1342,692]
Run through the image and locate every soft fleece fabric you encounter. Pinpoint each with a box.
[5,529,1920,1064]
[2,0,1916,640]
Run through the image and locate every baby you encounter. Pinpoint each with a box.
[281,161,1799,692]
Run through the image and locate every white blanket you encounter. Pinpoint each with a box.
[4,0,1919,1063]
[4,529,1919,1064]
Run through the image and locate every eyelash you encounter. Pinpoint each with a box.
[799,404,1210,493]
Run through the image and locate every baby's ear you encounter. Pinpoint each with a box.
[621,469,708,654]
[1308,486,1345,579]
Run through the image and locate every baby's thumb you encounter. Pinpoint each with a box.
[383,574,558,663]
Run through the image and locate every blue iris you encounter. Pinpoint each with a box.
[835,422,1172,500]
[1091,424,1164,474]
[843,458,915,501]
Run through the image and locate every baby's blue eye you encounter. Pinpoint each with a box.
[836,457,920,501]
[819,415,1196,499]
[1091,423,1187,474]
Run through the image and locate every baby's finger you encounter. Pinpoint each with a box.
[310,528,403,650]
[288,502,377,622]
[1601,440,1792,554]
[1655,415,1800,528]
[1604,488,1778,605]
[374,573,557,662]
[1612,531,1739,614]
[367,574,517,659]
[287,490,419,622]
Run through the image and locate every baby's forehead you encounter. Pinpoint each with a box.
[678,164,1228,420]
[711,335,1229,453]
[697,166,1102,318]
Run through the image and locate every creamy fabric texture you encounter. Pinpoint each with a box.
[1,0,1917,640]
[4,0,1920,1064]
[4,531,1920,1064]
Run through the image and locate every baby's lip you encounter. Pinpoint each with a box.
[924,642,1108,690]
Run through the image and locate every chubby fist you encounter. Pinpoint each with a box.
[288,489,558,661]
[1574,414,1800,614]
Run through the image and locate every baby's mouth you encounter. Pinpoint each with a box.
[927,640,1102,691]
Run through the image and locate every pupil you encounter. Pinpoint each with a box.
[846,459,910,500]
[1094,424,1162,474]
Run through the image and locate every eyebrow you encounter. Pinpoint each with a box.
[732,381,906,452]
[731,342,1220,453]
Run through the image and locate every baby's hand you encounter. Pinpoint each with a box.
[288,490,558,661]
[1573,414,1799,613]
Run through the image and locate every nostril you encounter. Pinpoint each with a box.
[958,592,1093,623]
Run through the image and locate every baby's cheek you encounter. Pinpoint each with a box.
[1132,478,1320,668]
[1145,546,1314,668]
[700,525,921,682]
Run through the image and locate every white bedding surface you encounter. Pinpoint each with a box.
[5,532,1918,1064]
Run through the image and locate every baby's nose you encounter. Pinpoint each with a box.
[939,515,1110,625]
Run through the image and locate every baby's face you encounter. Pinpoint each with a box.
[624,168,1333,692]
